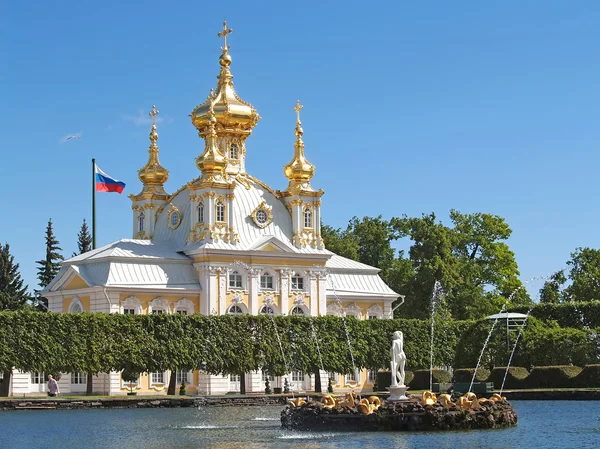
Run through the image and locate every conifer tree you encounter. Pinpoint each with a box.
[73,218,92,256]
[36,219,64,309]
[0,242,31,310]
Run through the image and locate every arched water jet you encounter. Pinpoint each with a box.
[500,308,532,395]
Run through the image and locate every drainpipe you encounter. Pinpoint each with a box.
[387,295,406,319]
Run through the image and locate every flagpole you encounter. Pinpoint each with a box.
[92,158,96,250]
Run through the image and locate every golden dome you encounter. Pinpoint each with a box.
[283,100,315,187]
[134,106,169,200]
[190,22,260,135]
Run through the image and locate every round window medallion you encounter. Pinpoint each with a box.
[256,209,268,224]
[251,202,272,228]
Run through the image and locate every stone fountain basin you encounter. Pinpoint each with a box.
[281,398,517,432]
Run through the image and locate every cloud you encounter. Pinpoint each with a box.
[59,131,83,143]
[121,108,169,126]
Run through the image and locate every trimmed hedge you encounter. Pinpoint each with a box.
[510,301,600,329]
[575,364,600,388]
[490,367,529,390]
[453,367,490,383]
[409,369,452,390]
[375,370,414,391]
[527,366,582,389]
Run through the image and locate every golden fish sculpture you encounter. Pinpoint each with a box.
[357,398,376,415]
[421,391,437,406]
[320,394,336,408]
[438,393,454,408]
[287,397,306,407]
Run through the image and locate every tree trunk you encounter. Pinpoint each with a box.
[167,370,177,395]
[313,370,322,393]
[239,372,246,395]
[86,372,93,395]
[0,371,12,397]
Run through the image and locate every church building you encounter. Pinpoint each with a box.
[12,22,399,396]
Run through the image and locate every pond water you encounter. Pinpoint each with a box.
[1,400,599,448]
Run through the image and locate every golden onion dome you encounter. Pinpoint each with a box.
[283,101,315,185]
[190,22,260,134]
[138,106,169,186]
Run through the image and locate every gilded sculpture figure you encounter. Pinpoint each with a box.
[390,331,406,387]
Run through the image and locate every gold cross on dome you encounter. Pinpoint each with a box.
[149,105,159,126]
[218,21,233,49]
[294,100,303,123]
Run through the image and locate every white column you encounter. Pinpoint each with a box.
[317,273,328,317]
[218,267,228,315]
[248,268,260,315]
[280,269,291,315]
[308,271,318,317]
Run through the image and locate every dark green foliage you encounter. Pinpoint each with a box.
[36,219,64,288]
[574,364,600,388]
[73,219,92,256]
[376,371,391,390]
[264,378,272,394]
[526,366,582,389]
[283,378,290,394]
[453,367,491,383]
[0,243,31,311]
[490,367,529,390]
[179,381,186,396]
[409,369,452,390]
[327,377,333,393]
[510,301,600,329]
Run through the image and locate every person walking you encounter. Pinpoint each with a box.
[47,375,59,397]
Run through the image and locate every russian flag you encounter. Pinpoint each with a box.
[95,164,126,194]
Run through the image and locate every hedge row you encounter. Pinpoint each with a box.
[510,301,600,329]
[0,312,597,382]
[460,365,600,389]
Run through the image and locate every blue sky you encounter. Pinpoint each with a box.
[2,0,599,297]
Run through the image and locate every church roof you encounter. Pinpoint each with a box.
[67,239,189,262]
[152,176,331,255]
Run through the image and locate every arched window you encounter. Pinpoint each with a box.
[68,296,83,313]
[230,143,238,159]
[228,304,245,315]
[139,211,145,232]
[290,306,305,316]
[260,305,275,315]
[122,296,142,315]
[149,297,170,315]
[198,201,204,223]
[260,272,273,290]
[303,207,312,228]
[216,200,225,222]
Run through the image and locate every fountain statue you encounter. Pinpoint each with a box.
[388,331,409,400]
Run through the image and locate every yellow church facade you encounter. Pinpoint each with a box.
[19,22,400,397]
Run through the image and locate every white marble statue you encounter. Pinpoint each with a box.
[390,331,406,387]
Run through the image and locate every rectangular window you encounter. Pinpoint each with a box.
[345,371,357,383]
[230,374,240,382]
[30,372,44,384]
[176,370,189,385]
[151,372,165,384]
[123,308,135,315]
[292,371,304,382]
[368,370,377,383]
[71,372,87,384]
[368,315,379,320]
[229,272,243,289]
[291,275,304,290]
[176,310,187,315]
[328,372,338,384]
[151,309,164,314]
[260,275,273,290]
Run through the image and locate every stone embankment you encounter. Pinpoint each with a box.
[0,395,290,411]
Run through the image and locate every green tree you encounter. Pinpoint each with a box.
[563,248,600,302]
[0,243,31,311]
[321,223,359,261]
[73,218,92,257]
[393,210,528,320]
[539,270,567,304]
[35,219,64,310]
